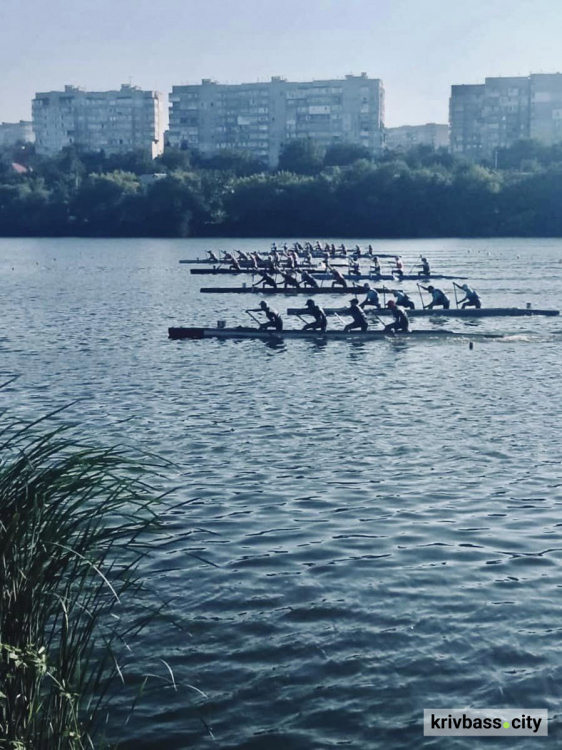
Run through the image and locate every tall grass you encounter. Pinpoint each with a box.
[0,412,167,749]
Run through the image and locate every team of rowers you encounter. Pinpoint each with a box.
[249,282,482,334]
[240,256,429,289]
[251,298,409,334]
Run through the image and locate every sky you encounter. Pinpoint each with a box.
[1,0,562,128]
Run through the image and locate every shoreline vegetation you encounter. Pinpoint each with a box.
[0,403,177,749]
[2,139,562,239]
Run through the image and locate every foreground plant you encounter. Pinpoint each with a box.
[0,413,166,749]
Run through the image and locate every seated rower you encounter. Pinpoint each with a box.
[393,256,404,280]
[253,270,278,289]
[420,284,450,309]
[302,299,327,332]
[385,299,410,334]
[255,301,283,331]
[207,250,219,262]
[301,269,320,289]
[349,260,361,276]
[280,269,301,289]
[344,298,368,333]
[330,266,348,289]
[418,257,431,277]
[370,256,382,277]
[360,283,381,309]
[455,283,482,309]
[392,289,415,309]
[237,250,249,261]
[230,257,241,272]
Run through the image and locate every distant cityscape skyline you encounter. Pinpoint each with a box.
[2,0,562,126]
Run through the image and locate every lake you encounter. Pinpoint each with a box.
[2,236,562,749]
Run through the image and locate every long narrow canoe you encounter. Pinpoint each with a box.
[286,307,560,318]
[200,286,397,295]
[190,266,330,275]
[168,326,505,342]
[180,259,349,268]
[190,269,465,281]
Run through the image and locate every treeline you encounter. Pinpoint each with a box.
[2,139,562,237]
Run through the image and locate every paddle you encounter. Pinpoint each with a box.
[245,309,261,327]
[333,311,347,328]
[453,282,460,309]
[416,282,426,310]
[407,255,421,275]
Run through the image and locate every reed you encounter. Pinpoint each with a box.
[0,413,166,749]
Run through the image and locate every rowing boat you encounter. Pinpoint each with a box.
[189,266,330,275]
[190,269,465,281]
[179,259,349,268]
[200,286,397,295]
[286,307,560,318]
[168,326,505,342]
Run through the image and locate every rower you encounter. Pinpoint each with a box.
[280,269,301,289]
[455,283,482,309]
[344,298,368,333]
[385,299,410,334]
[330,266,348,288]
[393,256,404,280]
[360,283,381,310]
[370,256,382,277]
[420,284,450,309]
[253,301,283,331]
[237,250,249,261]
[304,249,313,265]
[271,248,281,265]
[392,289,415,309]
[418,257,431,277]
[302,299,327,332]
[230,257,241,272]
[349,260,361,276]
[207,250,219,262]
[253,270,278,289]
[301,269,320,288]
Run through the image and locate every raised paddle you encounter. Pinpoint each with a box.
[416,282,427,310]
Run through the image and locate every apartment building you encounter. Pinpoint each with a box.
[0,121,34,147]
[450,74,562,160]
[167,74,385,167]
[385,123,449,151]
[530,73,562,145]
[32,85,163,157]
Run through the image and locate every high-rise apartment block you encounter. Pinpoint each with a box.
[0,121,34,147]
[450,74,562,159]
[385,123,449,151]
[167,74,385,167]
[530,74,562,146]
[32,85,163,157]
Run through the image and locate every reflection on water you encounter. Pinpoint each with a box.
[2,237,562,749]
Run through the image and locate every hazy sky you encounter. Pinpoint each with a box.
[1,0,561,127]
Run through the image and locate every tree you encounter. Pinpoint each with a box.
[277,139,323,175]
[323,142,372,167]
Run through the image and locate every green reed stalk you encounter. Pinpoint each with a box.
[0,415,166,749]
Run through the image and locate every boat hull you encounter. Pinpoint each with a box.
[190,269,464,281]
[168,326,504,342]
[200,286,396,295]
[287,307,560,318]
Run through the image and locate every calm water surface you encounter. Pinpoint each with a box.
[2,237,562,749]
